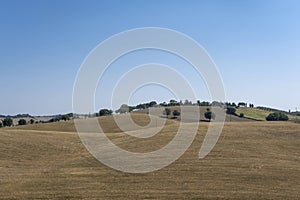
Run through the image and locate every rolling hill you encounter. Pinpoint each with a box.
[0,117,299,199]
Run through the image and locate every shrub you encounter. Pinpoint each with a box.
[49,117,60,123]
[239,113,244,118]
[226,107,236,115]
[266,112,289,121]
[115,104,134,114]
[99,109,113,116]
[205,111,215,122]
[163,108,171,117]
[61,115,70,121]
[18,119,27,125]
[3,118,13,127]
[173,110,181,118]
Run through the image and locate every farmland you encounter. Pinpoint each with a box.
[0,113,299,199]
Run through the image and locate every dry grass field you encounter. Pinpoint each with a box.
[0,114,299,199]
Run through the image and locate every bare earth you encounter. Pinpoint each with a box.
[0,117,299,199]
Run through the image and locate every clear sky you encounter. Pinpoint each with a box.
[0,0,299,115]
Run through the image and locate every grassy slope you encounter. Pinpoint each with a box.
[0,121,299,199]
[10,113,178,133]
[236,108,272,121]
[10,106,253,134]
[236,108,296,121]
[134,106,253,122]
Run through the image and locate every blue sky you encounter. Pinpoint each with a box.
[0,0,299,115]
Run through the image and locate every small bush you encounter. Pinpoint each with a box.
[239,113,244,118]
[226,107,236,115]
[99,109,113,116]
[205,111,215,122]
[61,115,70,121]
[163,108,171,117]
[18,119,27,125]
[3,118,13,127]
[173,110,181,118]
[266,112,289,121]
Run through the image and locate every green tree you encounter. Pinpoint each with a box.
[163,108,171,118]
[169,99,178,106]
[99,109,113,116]
[30,119,35,124]
[226,107,236,115]
[205,111,215,122]
[266,112,289,121]
[173,110,181,118]
[149,101,157,107]
[238,102,247,107]
[18,119,27,125]
[0,121,3,128]
[61,115,70,121]
[239,113,244,118]
[184,99,190,105]
[3,117,13,127]
[115,104,134,114]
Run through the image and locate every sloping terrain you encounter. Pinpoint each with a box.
[11,113,178,133]
[134,106,253,122]
[236,107,296,121]
[0,119,299,199]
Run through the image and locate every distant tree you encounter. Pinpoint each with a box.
[238,102,247,107]
[249,104,254,108]
[149,101,157,107]
[115,104,129,114]
[197,100,201,106]
[169,99,177,106]
[159,102,167,107]
[30,119,35,124]
[49,118,56,123]
[184,99,189,105]
[0,121,3,128]
[200,101,211,106]
[205,111,215,122]
[61,115,70,121]
[212,101,224,107]
[99,109,113,116]
[18,119,27,125]
[232,102,237,107]
[239,113,244,118]
[266,112,289,121]
[225,102,231,107]
[226,107,236,115]
[163,108,171,118]
[173,110,181,118]
[3,117,13,127]
[136,104,146,110]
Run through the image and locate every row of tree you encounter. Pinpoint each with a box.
[162,107,216,122]
[0,118,37,127]
[162,108,181,118]
[109,100,254,115]
[266,112,289,121]
[0,118,13,127]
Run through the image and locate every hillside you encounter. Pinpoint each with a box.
[236,107,296,121]
[10,113,178,133]
[0,121,299,199]
[134,106,253,122]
